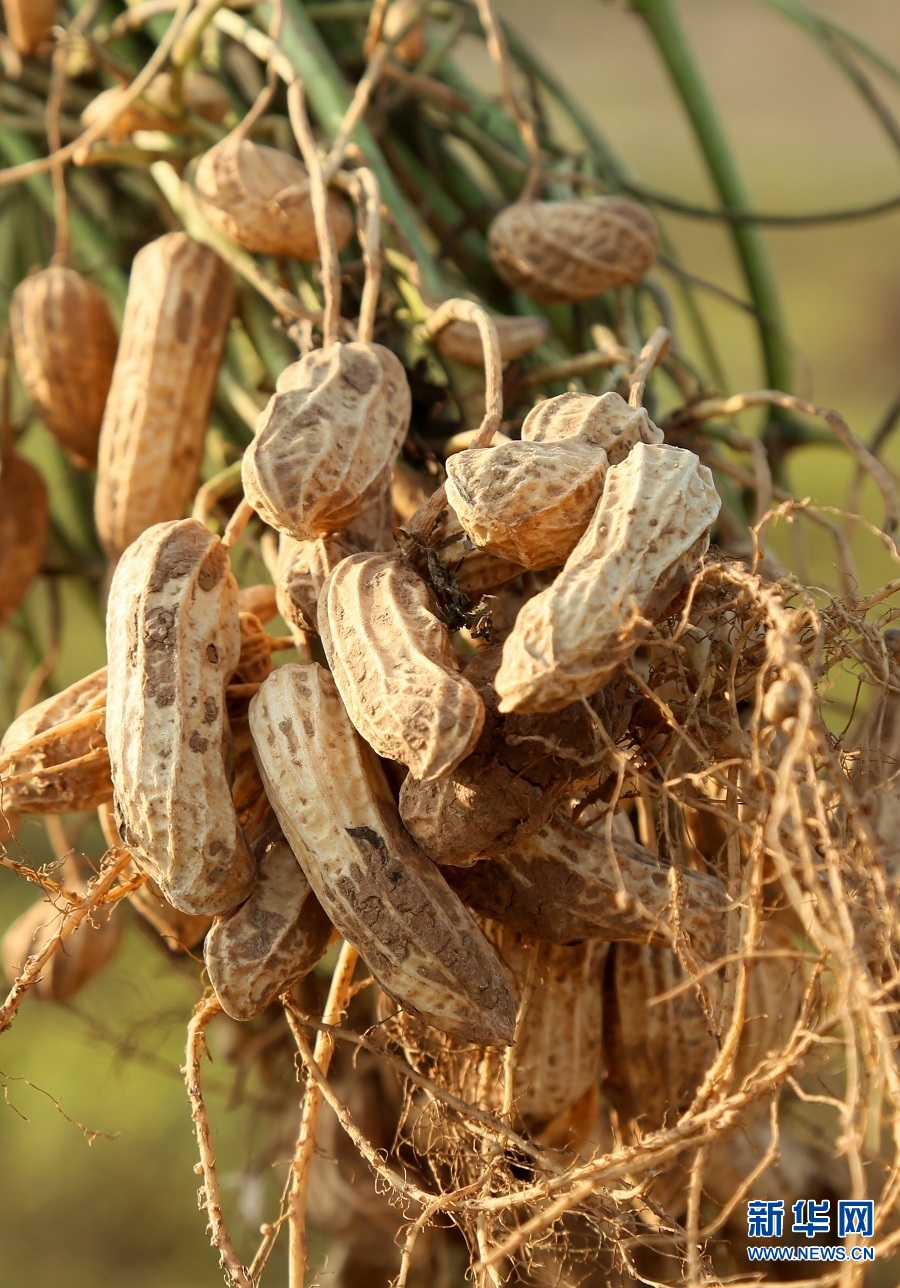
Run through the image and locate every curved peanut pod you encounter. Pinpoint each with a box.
[249,664,515,1045]
[242,343,410,542]
[496,443,721,713]
[319,553,485,781]
[106,518,256,915]
[2,891,122,1002]
[0,669,110,814]
[0,455,48,629]
[434,314,549,366]
[205,827,333,1020]
[399,649,619,865]
[95,233,234,560]
[446,812,727,963]
[521,390,663,462]
[445,437,609,570]
[11,267,118,468]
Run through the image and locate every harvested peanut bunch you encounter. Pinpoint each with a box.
[496,442,721,712]
[318,551,485,780]
[249,662,516,1044]
[488,196,659,302]
[105,518,255,915]
[11,267,118,468]
[95,233,234,560]
[242,343,411,541]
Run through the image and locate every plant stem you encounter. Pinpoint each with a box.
[633,0,792,396]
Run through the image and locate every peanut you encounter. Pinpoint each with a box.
[0,455,48,629]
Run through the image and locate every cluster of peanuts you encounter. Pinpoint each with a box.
[0,82,821,1277]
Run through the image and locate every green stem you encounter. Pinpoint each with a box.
[633,0,792,395]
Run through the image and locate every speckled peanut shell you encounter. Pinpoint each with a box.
[495,443,721,713]
[435,314,549,366]
[95,233,234,560]
[488,197,659,303]
[249,663,516,1045]
[205,827,332,1021]
[0,455,48,628]
[319,552,485,781]
[445,436,609,570]
[242,343,411,542]
[2,891,122,1002]
[521,389,663,463]
[11,267,118,468]
[1,0,55,55]
[194,138,353,260]
[399,649,620,866]
[0,669,110,814]
[105,518,256,915]
[447,811,727,963]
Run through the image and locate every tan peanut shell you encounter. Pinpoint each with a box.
[194,138,353,260]
[446,811,727,963]
[205,826,332,1021]
[319,552,485,781]
[99,802,213,949]
[1,0,55,55]
[488,197,659,303]
[435,314,549,366]
[249,663,516,1045]
[237,583,278,623]
[105,518,255,915]
[81,73,230,141]
[276,532,356,637]
[399,649,620,865]
[496,443,721,713]
[95,233,234,559]
[243,344,411,542]
[521,389,663,463]
[2,891,122,1002]
[445,436,609,571]
[382,0,428,64]
[0,669,110,814]
[0,455,48,628]
[11,267,118,468]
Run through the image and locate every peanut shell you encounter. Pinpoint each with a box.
[81,73,230,140]
[249,663,516,1045]
[105,518,255,915]
[521,389,663,463]
[2,890,122,1002]
[319,552,485,781]
[1,0,55,54]
[95,233,234,560]
[495,442,721,713]
[0,455,48,628]
[11,267,118,468]
[194,138,353,260]
[488,197,658,303]
[435,314,548,366]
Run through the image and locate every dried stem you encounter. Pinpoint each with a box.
[287,79,341,348]
[627,326,671,408]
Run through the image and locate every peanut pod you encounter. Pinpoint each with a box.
[0,455,49,629]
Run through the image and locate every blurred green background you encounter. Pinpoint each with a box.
[1,1,900,1284]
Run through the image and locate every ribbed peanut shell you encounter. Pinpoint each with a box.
[194,138,353,260]
[0,455,48,628]
[1,0,55,55]
[447,811,727,963]
[2,892,122,1002]
[603,942,721,1130]
[249,663,516,1045]
[276,532,356,637]
[521,390,663,463]
[205,829,332,1020]
[488,197,658,303]
[11,267,118,468]
[0,669,110,814]
[105,518,255,915]
[399,649,619,865]
[435,314,549,366]
[319,552,485,781]
[445,436,609,570]
[98,804,213,949]
[81,73,230,141]
[243,343,410,542]
[95,233,234,559]
[496,443,721,713]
